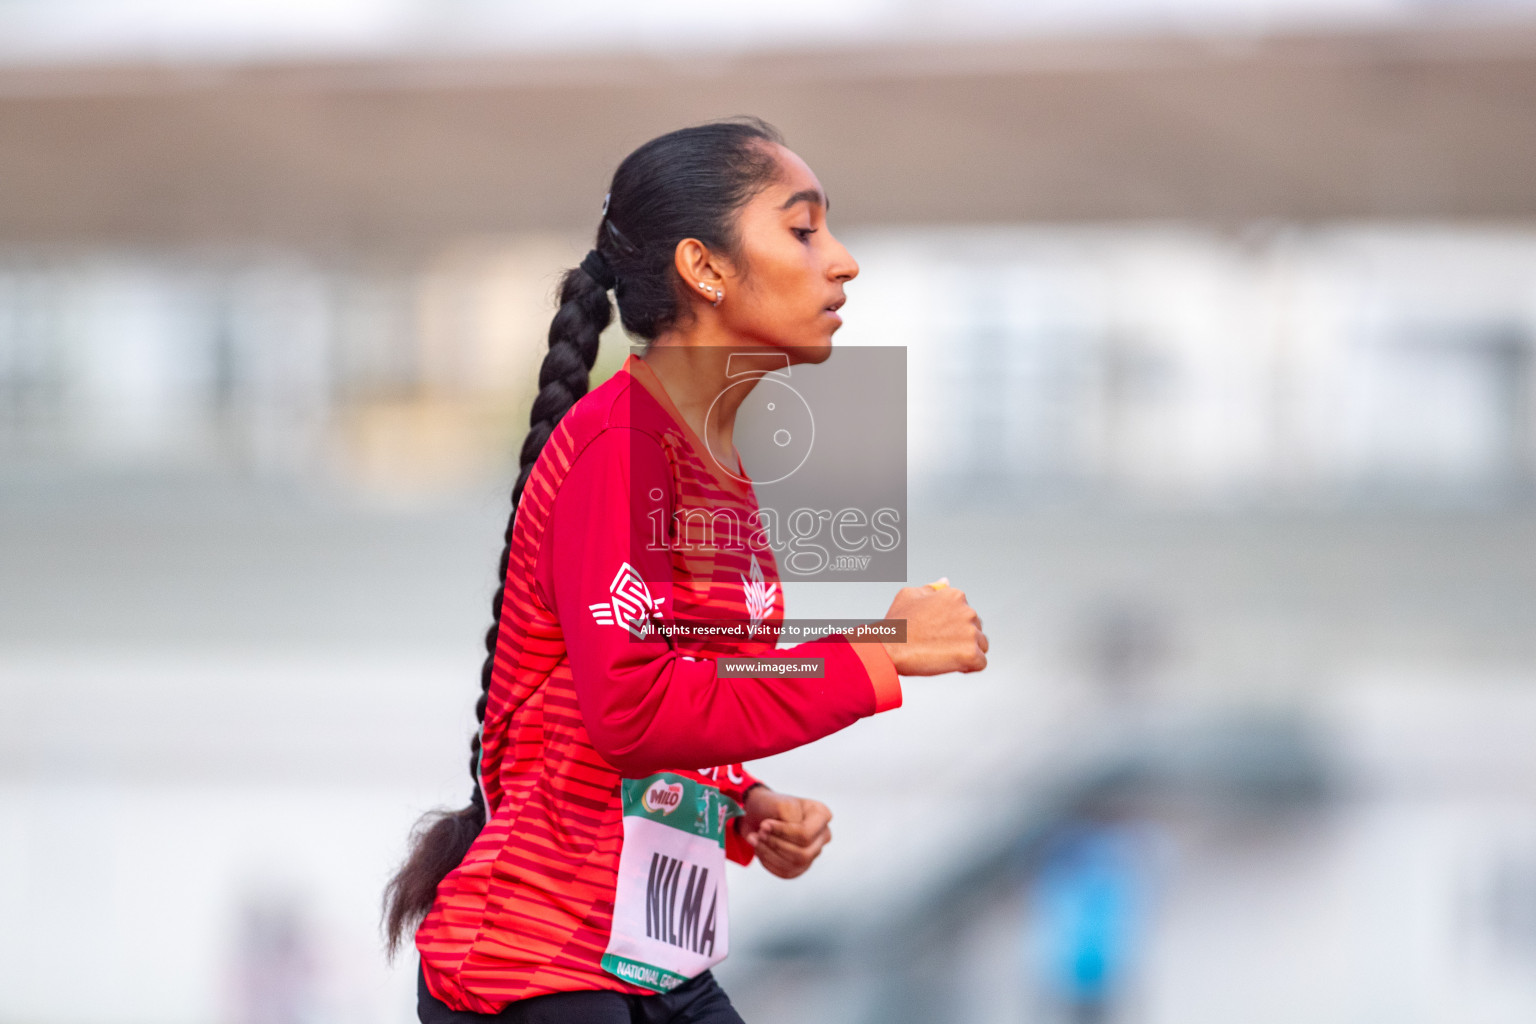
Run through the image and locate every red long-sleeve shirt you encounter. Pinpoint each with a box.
[415,352,901,1011]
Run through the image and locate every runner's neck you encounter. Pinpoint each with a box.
[624,353,752,496]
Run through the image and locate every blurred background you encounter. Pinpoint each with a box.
[6,1,1536,1022]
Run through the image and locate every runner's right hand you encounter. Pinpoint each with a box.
[880,578,988,676]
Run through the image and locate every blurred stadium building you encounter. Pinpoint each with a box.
[6,6,1536,1024]
[4,21,1536,498]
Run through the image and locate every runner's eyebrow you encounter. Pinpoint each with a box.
[780,189,828,212]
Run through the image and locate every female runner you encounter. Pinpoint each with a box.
[384,117,988,1024]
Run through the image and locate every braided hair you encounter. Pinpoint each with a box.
[384,116,785,956]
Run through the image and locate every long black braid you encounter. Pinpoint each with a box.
[383,116,784,957]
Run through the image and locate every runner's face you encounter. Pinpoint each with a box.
[718,144,858,361]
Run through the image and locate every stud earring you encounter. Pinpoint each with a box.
[698,282,724,308]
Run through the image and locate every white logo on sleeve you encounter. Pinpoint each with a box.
[590,561,667,638]
[740,552,777,629]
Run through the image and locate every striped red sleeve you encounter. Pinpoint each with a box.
[851,639,902,712]
[538,427,895,778]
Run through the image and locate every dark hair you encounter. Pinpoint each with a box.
[383,116,785,957]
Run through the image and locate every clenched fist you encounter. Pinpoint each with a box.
[735,787,833,880]
[881,578,988,676]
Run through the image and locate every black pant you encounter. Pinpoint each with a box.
[417,964,746,1024]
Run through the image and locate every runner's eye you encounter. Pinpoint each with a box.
[792,228,817,242]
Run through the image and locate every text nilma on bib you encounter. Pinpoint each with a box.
[600,773,743,992]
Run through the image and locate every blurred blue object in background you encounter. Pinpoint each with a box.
[1029,821,1152,1022]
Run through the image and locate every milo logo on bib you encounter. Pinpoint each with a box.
[601,772,745,994]
[617,772,740,843]
[642,780,684,815]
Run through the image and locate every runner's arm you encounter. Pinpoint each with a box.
[538,427,901,778]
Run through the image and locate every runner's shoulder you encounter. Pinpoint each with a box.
[557,372,673,473]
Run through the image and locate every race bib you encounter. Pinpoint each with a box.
[601,772,744,993]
